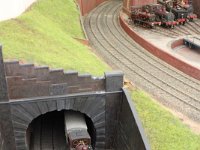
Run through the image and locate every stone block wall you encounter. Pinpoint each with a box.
[0,46,8,102]
[114,89,150,150]
[4,61,105,99]
[0,104,16,150]
[0,129,4,149]
[0,46,150,149]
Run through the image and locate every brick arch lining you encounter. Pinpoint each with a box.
[10,95,106,150]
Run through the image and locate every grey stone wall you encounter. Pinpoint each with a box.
[0,46,8,101]
[0,104,16,150]
[104,72,123,149]
[5,61,105,99]
[0,46,150,150]
[114,89,150,150]
[0,46,16,150]
[10,94,106,150]
[0,128,4,150]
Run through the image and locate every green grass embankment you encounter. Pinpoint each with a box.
[132,89,200,150]
[0,0,110,76]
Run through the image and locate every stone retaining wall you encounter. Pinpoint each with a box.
[114,89,150,150]
[193,0,200,18]
[76,0,107,16]
[5,61,105,99]
[0,129,4,150]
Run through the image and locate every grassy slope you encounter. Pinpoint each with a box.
[0,0,110,76]
[0,0,200,149]
[132,89,200,150]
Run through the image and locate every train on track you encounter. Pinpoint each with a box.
[64,111,93,150]
[131,0,197,28]
[158,0,197,23]
[131,5,161,28]
[184,36,200,49]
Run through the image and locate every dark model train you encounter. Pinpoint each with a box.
[148,4,177,28]
[184,36,200,49]
[131,0,197,28]
[131,6,161,28]
[64,111,93,150]
[158,0,197,23]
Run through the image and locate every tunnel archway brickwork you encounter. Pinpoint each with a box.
[10,94,106,150]
[0,46,149,150]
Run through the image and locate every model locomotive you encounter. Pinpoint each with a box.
[131,0,197,28]
[158,0,197,23]
[64,111,93,150]
[131,5,161,28]
[148,4,177,28]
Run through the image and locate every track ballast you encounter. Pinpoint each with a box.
[84,0,200,122]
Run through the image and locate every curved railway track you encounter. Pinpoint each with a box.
[84,1,200,122]
[137,20,200,37]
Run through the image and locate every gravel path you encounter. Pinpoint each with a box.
[84,0,200,123]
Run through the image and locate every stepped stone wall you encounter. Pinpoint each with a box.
[5,61,105,99]
[114,89,150,150]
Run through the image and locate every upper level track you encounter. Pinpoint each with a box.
[84,0,200,122]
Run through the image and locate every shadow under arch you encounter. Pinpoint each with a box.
[26,109,96,150]
[11,95,105,150]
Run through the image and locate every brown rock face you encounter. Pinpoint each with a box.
[123,0,157,16]
[193,0,200,18]
[131,0,157,6]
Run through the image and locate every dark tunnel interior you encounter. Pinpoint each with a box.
[26,110,96,150]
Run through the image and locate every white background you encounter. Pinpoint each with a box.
[0,0,37,21]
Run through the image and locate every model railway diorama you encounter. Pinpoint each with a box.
[1,0,200,149]
[131,0,197,28]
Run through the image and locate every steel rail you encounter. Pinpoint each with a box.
[84,0,200,122]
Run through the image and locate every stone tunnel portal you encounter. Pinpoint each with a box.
[26,110,96,150]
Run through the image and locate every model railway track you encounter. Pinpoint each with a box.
[133,26,177,38]
[132,23,183,38]
[30,113,68,150]
[167,28,182,36]
[172,26,188,36]
[151,28,178,38]
[84,1,200,122]
[184,23,200,35]
[193,20,200,29]
[175,25,191,35]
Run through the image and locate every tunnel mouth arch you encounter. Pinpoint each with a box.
[26,109,96,150]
